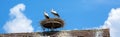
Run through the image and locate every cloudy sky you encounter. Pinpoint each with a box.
[0,0,120,37]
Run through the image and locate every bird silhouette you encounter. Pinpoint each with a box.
[51,9,60,18]
[44,11,49,19]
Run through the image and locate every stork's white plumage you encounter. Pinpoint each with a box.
[44,11,49,16]
[51,9,60,17]
[51,9,57,13]
[44,11,49,19]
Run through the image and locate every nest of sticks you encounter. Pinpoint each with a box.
[40,18,64,28]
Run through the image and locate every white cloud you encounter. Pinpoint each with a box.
[3,3,34,33]
[102,8,120,37]
[83,8,120,37]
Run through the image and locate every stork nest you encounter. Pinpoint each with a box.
[40,18,64,28]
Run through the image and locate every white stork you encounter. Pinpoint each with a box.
[44,11,49,19]
[51,9,60,18]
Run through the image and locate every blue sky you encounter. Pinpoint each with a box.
[0,0,120,35]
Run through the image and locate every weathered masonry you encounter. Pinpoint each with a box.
[0,29,110,37]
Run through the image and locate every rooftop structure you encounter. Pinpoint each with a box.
[0,29,110,37]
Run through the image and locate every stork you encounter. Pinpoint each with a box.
[51,9,60,18]
[44,11,49,19]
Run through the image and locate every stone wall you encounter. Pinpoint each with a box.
[0,29,110,37]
